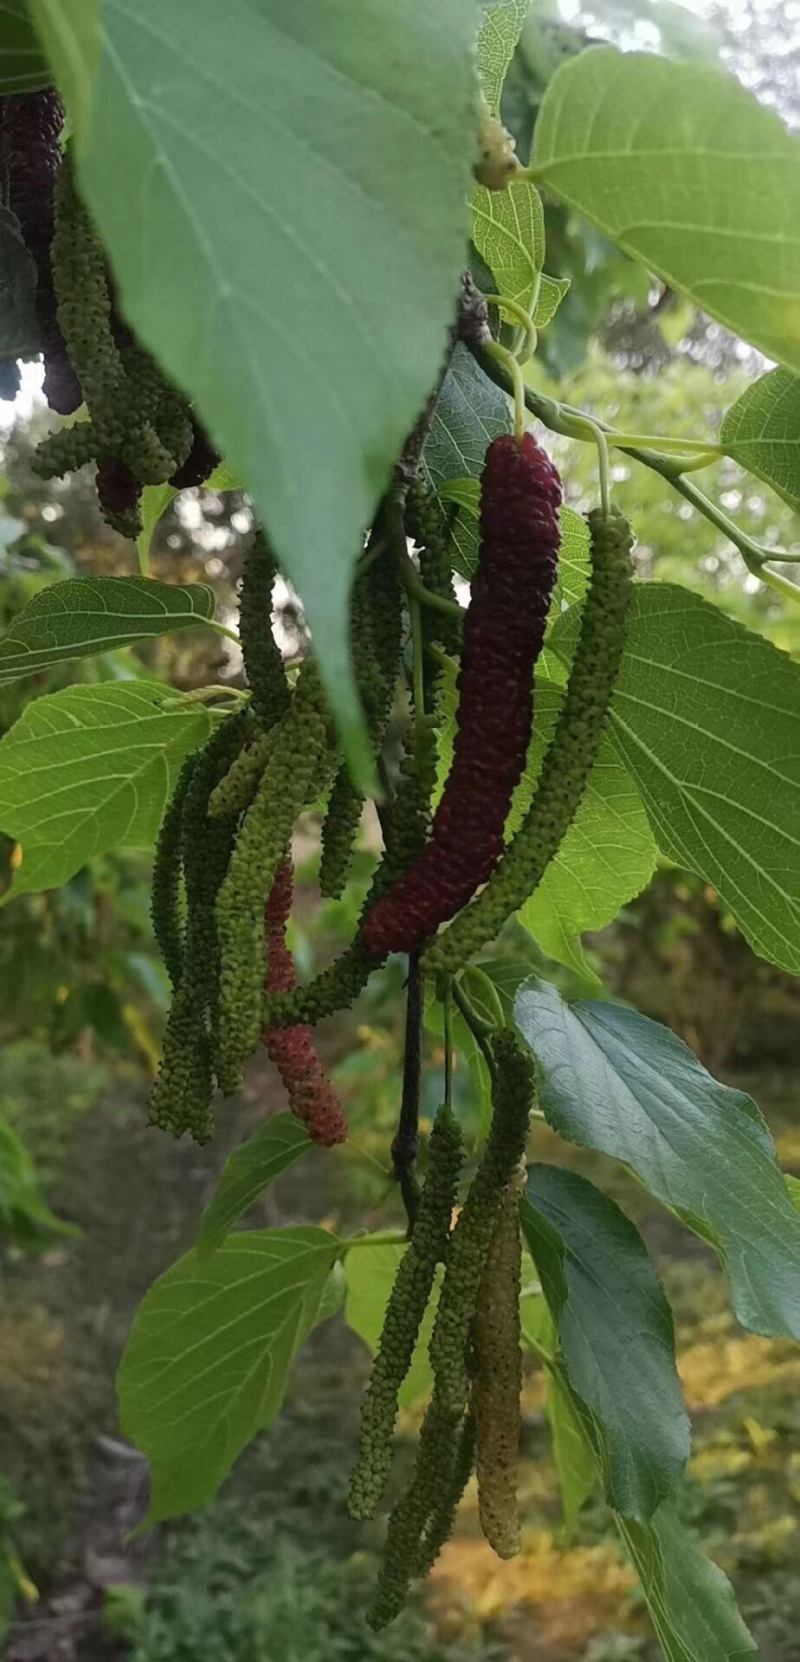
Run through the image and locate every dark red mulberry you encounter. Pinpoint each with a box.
[169,419,220,488]
[363,433,561,955]
[1,90,81,414]
[261,856,347,1147]
[96,456,143,539]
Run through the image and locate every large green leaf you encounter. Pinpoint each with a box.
[0,576,217,683]
[0,1,50,91]
[607,584,800,974]
[81,1,479,768]
[618,1506,756,1661]
[533,49,800,374]
[422,343,511,578]
[515,982,800,1340]
[0,682,216,901]
[545,1370,596,1541]
[513,681,657,963]
[477,0,529,114]
[472,176,544,321]
[197,1114,313,1257]
[720,367,800,512]
[522,1166,689,1521]
[28,0,99,148]
[118,1227,338,1523]
[343,1235,440,1410]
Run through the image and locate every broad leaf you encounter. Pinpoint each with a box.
[82,1,479,767]
[422,343,511,578]
[618,1506,756,1661]
[522,1166,689,1520]
[609,584,800,974]
[197,1114,313,1257]
[0,1,50,91]
[138,464,243,569]
[0,576,217,684]
[343,1236,440,1410]
[118,1227,339,1523]
[472,177,545,322]
[534,272,570,328]
[533,49,800,374]
[515,983,800,1340]
[28,0,99,149]
[721,367,800,512]
[477,0,529,114]
[0,206,39,357]
[513,681,657,961]
[545,1370,596,1541]
[0,682,216,901]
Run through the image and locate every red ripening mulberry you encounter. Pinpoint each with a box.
[1,91,81,414]
[261,856,347,1147]
[364,433,561,956]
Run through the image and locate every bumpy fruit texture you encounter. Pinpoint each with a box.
[405,478,462,670]
[95,456,143,540]
[349,1104,464,1520]
[368,1398,469,1631]
[1,90,81,414]
[472,1164,525,1559]
[208,724,271,820]
[474,112,520,191]
[425,507,633,974]
[238,527,291,732]
[261,855,347,1147]
[429,1029,534,1424]
[150,752,195,991]
[364,434,561,956]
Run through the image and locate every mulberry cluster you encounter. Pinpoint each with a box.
[237,528,292,732]
[349,1104,464,1520]
[471,1163,525,1559]
[261,856,347,1146]
[0,89,81,414]
[363,434,561,957]
[426,506,634,973]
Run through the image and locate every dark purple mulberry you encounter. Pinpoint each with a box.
[363,433,561,955]
[169,420,220,488]
[1,90,81,414]
[96,456,143,538]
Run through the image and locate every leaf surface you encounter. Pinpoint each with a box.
[0,576,217,683]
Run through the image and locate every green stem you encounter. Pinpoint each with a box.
[207,620,242,645]
[398,551,463,620]
[567,412,611,517]
[471,340,800,605]
[480,290,538,358]
[452,975,497,1084]
[162,684,249,708]
[484,339,526,443]
[609,432,723,457]
[443,982,454,1113]
[342,1231,409,1254]
[465,965,506,1031]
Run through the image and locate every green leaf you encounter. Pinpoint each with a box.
[720,367,800,512]
[617,1505,756,1661]
[533,48,800,374]
[0,1116,76,1249]
[477,0,529,114]
[197,1114,313,1257]
[118,1226,339,1524]
[422,343,511,578]
[0,682,216,901]
[545,1370,596,1542]
[521,1166,689,1521]
[82,0,479,771]
[422,971,492,1139]
[0,0,49,91]
[0,576,217,684]
[137,484,177,571]
[534,272,570,328]
[28,0,99,150]
[343,1236,439,1410]
[472,177,545,322]
[608,584,800,974]
[512,680,657,959]
[514,982,800,1341]
[0,205,39,357]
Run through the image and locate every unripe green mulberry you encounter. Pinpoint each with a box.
[31,421,98,480]
[208,724,271,820]
[148,712,248,1142]
[349,1105,464,1521]
[215,667,328,1087]
[429,1029,534,1423]
[425,507,633,974]
[472,1163,525,1560]
[150,753,195,990]
[261,935,380,1030]
[405,479,463,673]
[238,527,291,732]
[416,1411,476,1580]
[368,1399,466,1631]
[49,152,127,443]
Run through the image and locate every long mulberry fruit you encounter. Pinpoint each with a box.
[363,434,561,956]
[348,1104,464,1520]
[425,507,633,973]
[261,855,347,1147]
[238,527,291,732]
[1,90,81,414]
[472,1163,525,1559]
